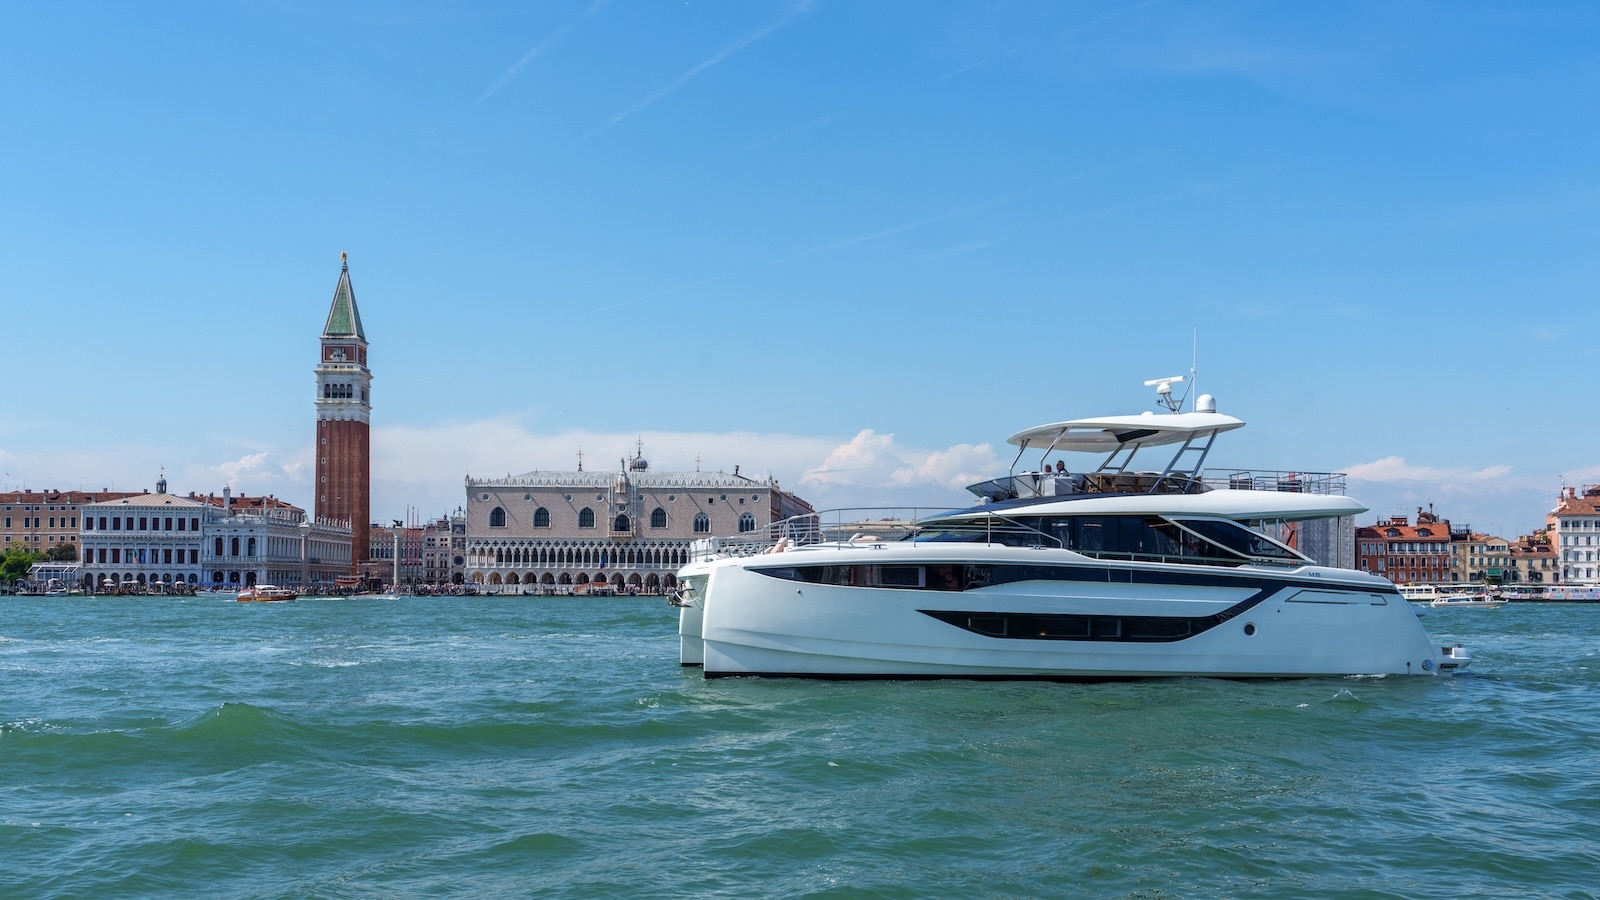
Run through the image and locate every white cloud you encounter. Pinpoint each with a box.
[1563,464,1600,483]
[795,430,999,512]
[801,429,902,487]
[891,442,1000,491]
[215,451,270,485]
[1345,455,1511,483]
[1343,455,1562,538]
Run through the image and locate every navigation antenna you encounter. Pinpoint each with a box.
[1143,375,1188,413]
[1144,331,1201,413]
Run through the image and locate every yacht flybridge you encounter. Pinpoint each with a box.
[674,383,1470,680]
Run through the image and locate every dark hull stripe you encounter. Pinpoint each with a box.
[750,560,1381,598]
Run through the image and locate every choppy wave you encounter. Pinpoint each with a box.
[3,600,1600,897]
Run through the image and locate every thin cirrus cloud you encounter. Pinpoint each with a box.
[585,0,816,140]
[474,0,613,106]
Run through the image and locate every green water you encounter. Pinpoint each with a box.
[3,597,1597,898]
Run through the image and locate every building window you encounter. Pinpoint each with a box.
[614,514,630,532]
[738,513,757,533]
[579,508,595,528]
[231,537,240,557]
[693,513,710,534]
[247,538,257,557]
[534,507,550,528]
[215,537,224,556]
[490,507,507,528]
[651,508,668,528]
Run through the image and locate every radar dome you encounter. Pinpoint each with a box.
[1195,394,1216,413]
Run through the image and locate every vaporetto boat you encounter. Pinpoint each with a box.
[674,383,1470,680]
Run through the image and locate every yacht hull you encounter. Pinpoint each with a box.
[688,546,1453,679]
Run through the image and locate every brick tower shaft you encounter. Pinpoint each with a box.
[314,252,371,574]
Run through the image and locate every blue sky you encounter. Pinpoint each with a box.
[2,0,1596,539]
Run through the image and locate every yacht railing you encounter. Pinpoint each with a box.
[689,508,916,560]
[969,468,1347,502]
[1200,469,1347,496]
[688,508,949,561]
[687,507,1083,562]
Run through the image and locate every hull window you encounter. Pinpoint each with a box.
[922,609,1215,644]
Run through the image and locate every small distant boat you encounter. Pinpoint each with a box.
[1430,593,1508,609]
[1428,585,1507,608]
[236,584,297,602]
[1397,584,1449,603]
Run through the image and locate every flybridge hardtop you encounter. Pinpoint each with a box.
[1006,410,1247,452]
[961,395,1361,523]
[993,397,1241,491]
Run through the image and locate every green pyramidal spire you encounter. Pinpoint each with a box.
[322,252,366,340]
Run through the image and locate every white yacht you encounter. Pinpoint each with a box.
[675,384,1470,680]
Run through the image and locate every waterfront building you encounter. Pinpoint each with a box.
[366,514,466,589]
[1507,533,1558,585]
[314,252,372,575]
[201,488,353,591]
[1355,508,1454,585]
[1551,485,1600,586]
[26,561,80,591]
[1452,531,1512,585]
[2,489,141,554]
[463,447,813,594]
[425,513,467,588]
[77,480,352,592]
[79,476,210,591]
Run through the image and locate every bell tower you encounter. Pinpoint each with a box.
[314,252,371,573]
